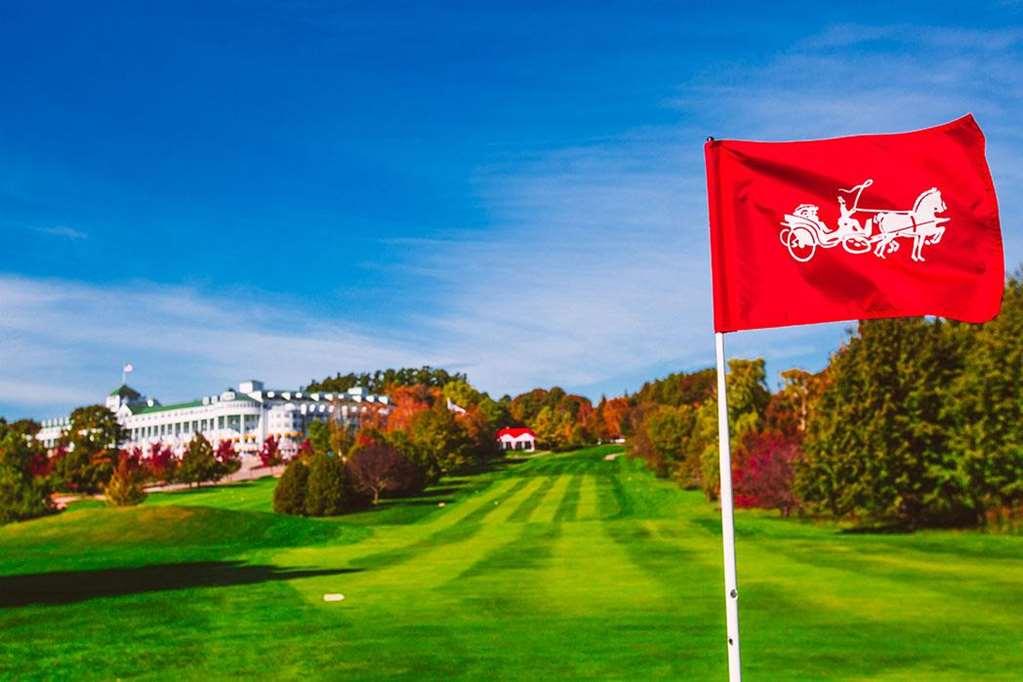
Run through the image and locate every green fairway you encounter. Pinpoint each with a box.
[2,446,1022,680]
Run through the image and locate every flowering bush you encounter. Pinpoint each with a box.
[734,431,800,516]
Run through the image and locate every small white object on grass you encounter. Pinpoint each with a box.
[323,593,345,602]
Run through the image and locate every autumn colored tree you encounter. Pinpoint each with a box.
[214,439,241,478]
[509,388,551,426]
[384,384,441,433]
[733,431,799,516]
[143,442,177,482]
[259,435,283,467]
[348,443,421,504]
[53,405,128,493]
[626,404,697,480]
[764,368,828,440]
[598,396,631,440]
[105,452,147,506]
[328,419,356,457]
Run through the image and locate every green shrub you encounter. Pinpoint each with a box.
[0,430,54,524]
[305,452,365,516]
[273,459,310,515]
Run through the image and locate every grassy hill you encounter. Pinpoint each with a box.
[2,446,1021,680]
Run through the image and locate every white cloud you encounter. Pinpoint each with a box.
[0,275,434,418]
[33,225,88,240]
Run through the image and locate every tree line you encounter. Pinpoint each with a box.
[625,273,1023,530]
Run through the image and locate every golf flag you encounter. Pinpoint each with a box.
[704,114,1004,333]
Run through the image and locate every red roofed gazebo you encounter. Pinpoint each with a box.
[496,427,536,452]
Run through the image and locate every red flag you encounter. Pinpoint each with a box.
[705,114,1004,332]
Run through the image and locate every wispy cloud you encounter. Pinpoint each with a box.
[0,275,435,418]
[400,21,1023,395]
[33,225,88,240]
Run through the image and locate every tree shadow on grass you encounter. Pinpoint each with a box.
[0,561,363,608]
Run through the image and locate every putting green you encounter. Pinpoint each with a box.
[2,446,1021,680]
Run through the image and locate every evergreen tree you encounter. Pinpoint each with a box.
[949,274,1023,524]
[306,420,332,456]
[0,429,54,524]
[177,434,219,486]
[273,459,310,515]
[798,318,971,527]
[305,452,364,515]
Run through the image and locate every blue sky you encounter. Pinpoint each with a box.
[2,1,1023,418]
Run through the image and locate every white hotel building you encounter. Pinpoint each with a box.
[36,379,390,457]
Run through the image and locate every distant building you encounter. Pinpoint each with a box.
[496,426,536,452]
[36,380,390,460]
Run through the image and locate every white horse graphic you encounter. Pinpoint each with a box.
[871,188,948,262]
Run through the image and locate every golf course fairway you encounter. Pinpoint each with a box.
[2,445,1021,680]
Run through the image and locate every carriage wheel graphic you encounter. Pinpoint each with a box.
[784,226,816,262]
[841,235,871,254]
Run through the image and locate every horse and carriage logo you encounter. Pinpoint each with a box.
[779,179,949,263]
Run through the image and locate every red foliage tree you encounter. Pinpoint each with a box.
[215,439,241,472]
[120,446,143,469]
[143,442,177,482]
[353,426,384,449]
[733,431,800,516]
[384,385,440,432]
[28,448,54,477]
[599,397,631,440]
[259,435,282,467]
[347,443,420,504]
[296,438,314,460]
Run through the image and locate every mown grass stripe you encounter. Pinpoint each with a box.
[454,523,563,580]
[507,475,560,523]
[552,474,583,523]
[528,474,572,525]
[594,469,630,520]
[575,474,602,521]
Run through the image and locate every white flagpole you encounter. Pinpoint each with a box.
[715,331,742,681]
